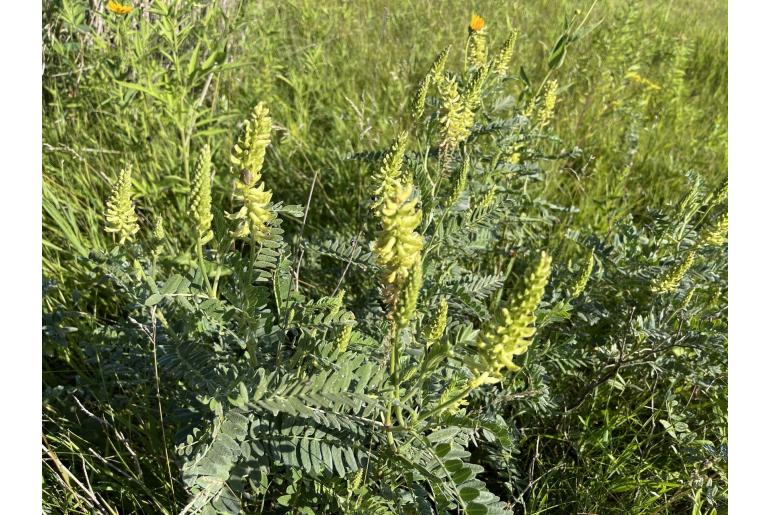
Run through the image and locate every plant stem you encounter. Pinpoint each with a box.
[417,385,474,423]
[196,243,213,296]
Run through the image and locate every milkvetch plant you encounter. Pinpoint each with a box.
[43,5,727,514]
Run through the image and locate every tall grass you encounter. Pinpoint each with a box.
[43,0,726,281]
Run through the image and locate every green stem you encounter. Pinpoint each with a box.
[196,243,213,296]
[417,386,474,423]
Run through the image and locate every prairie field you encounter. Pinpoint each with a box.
[42,0,727,513]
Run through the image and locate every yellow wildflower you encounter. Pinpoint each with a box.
[491,30,519,77]
[107,1,134,15]
[394,260,423,328]
[229,182,276,241]
[698,212,728,247]
[625,70,662,91]
[447,154,470,207]
[469,14,485,32]
[334,324,354,353]
[371,132,408,210]
[438,77,473,152]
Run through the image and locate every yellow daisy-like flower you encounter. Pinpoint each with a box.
[107,1,134,15]
[469,14,485,32]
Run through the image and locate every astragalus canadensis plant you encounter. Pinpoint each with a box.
[43,12,727,514]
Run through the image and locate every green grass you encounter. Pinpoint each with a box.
[42,0,727,512]
[43,0,726,279]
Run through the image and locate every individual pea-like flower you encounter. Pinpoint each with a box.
[190,145,214,245]
[104,166,139,245]
[470,252,552,383]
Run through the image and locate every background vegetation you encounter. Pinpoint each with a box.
[42,0,727,513]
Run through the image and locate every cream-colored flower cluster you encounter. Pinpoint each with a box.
[190,145,214,245]
[228,103,277,241]
[373,181,424,292]
[469,252,552,386]
[105,166,140,244]
[653,252,695,293]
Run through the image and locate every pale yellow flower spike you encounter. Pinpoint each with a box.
[335,324,354,353]
[373,180,424,301]
[625,70,662,91]
[425,297,449,345]
[230,182,276,241]
[470,252,552,385]
[152,216,165,242]
[231,102,272,186]
[539,80,558,127]
[468,15,488,70]
[571,251,594,298]
[438,77,473,153]
[371,132,408,210]
[699,212,728,247]
[492,31,519,77]
[190,145,214,246]
[653,252,696,293]
[395,260,423,329]
[151,216,165,256]
[104,166,140,245]
[107,1,134,15]
[412,47,450,119]
[447,155,470,207]
[228,103,277,241]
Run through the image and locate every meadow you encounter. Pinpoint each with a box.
[42,0,727,513]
